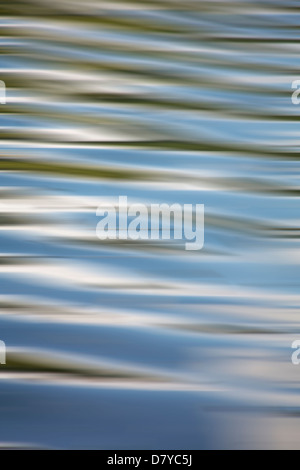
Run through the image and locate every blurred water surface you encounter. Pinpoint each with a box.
[1,0,300,449]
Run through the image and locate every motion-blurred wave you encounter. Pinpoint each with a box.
[0,0,300,449]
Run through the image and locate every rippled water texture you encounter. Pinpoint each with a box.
[1,0,300,449]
